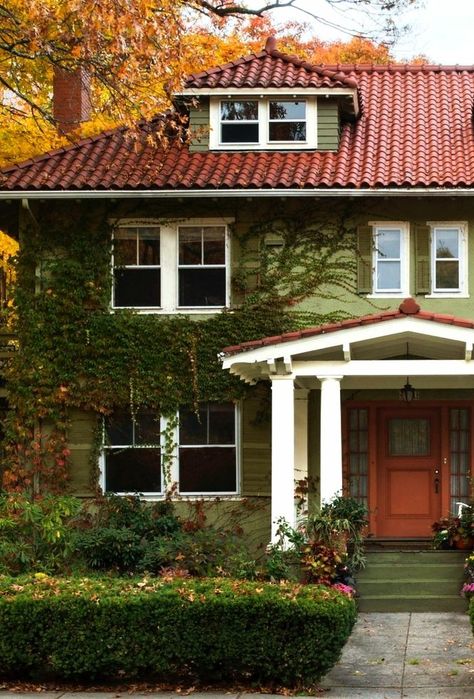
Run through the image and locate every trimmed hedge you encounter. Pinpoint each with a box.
[0,575,356,686]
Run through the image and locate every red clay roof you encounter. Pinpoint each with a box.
[3,51,474,190]
[184,37,358,90]
[221,298,474,356]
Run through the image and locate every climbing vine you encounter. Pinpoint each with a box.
[0,198,359,492]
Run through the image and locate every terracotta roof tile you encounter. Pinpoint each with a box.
[221,299,474,356]
[4,54,474,190]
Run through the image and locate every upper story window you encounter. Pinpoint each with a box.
[112,219,231,313]
[431,224,465,293]
[113,226,161,308]
[357,221,469,298]
[269,100,306,141]
[372,223,409,296]
[211,97,316,150]
[220,100,259,143]
[178,226,227,307]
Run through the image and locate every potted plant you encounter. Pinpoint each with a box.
[432,506,474,550]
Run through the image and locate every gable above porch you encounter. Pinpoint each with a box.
[221,298,474,389]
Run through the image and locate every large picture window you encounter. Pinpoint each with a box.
[113,226,160,308]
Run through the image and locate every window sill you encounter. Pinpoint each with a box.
[424,293,470,299]
[366,293,409,299]
[110,307,226,315]
[106,493,242,501]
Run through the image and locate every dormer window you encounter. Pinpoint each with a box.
[220,100,259,143]
[269,101,306,142]
[211,96,316,150]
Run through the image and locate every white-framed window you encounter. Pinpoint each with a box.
[178,402,239,495]
[102,408,163,495]
[268,100,306,142]
[220,100,259,144]
[111,218,231,312]
[370,222,409,296]
[178,225,227,308]
[100,402,239,498]
[112,226,161,308]
[211,96,317,149]
[429,222,468,296]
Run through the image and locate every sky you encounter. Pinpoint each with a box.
[261,0,474,64]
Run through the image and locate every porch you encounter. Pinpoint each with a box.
[222,299,474,541]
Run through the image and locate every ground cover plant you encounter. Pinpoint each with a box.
[0,574,356,686]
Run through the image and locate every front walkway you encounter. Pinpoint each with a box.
[320,612,474,698]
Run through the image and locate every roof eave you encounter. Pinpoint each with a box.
[3,187,474,200]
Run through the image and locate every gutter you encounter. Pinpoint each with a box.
[1,188,474,200]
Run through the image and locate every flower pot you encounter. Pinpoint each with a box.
[454,537,474,550]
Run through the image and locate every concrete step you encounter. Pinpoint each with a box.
[358,563,465,579]
[358,595,468,613]
[357,579,464,596]
[363,551,467,565]
[357,549,468,612]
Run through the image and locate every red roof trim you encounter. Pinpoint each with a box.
[221,299,474,356]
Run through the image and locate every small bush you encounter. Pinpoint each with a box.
[74,528,143,572]
[0,493,81,573]
[0,575,356,686]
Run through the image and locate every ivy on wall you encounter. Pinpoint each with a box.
[1,198,358,492]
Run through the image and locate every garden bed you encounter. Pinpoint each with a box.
[0,575,356,687]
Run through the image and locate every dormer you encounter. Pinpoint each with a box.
[177,37,360,153]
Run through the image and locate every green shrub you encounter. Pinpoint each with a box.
[95,495,181,538]
[0,493,81,573]
[74,528,144,572]
[0,575,356,686]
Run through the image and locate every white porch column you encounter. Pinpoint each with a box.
[318,375,343,504]
[294,388,309,514]
[270,375,295,541]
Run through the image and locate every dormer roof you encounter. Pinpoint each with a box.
[184,36,358,91]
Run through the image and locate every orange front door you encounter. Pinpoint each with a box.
[377,407,442,537]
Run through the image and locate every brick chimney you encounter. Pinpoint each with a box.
[53,66,91,134]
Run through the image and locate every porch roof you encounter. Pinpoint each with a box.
[222,299,474,356]
[221,299,474,388]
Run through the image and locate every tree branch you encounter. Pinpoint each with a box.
[190,1,297,18]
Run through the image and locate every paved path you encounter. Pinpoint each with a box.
[320,612,474,698]
[0,613,472,698]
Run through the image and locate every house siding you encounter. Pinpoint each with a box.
[316,99,340,151]
[189,99,210,152]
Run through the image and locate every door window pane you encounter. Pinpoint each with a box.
[388,418,430,456]
[449,408,470,513]
[347,408,369,506]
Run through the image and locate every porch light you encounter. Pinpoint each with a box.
[399,377,418,403]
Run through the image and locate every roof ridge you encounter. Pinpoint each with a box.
[185,38,358,89]
[319,62,474,73]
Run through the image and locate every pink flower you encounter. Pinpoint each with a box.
[332,582,355,598]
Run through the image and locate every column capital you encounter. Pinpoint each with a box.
[317,375,343,382]
[270,374,295,382]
